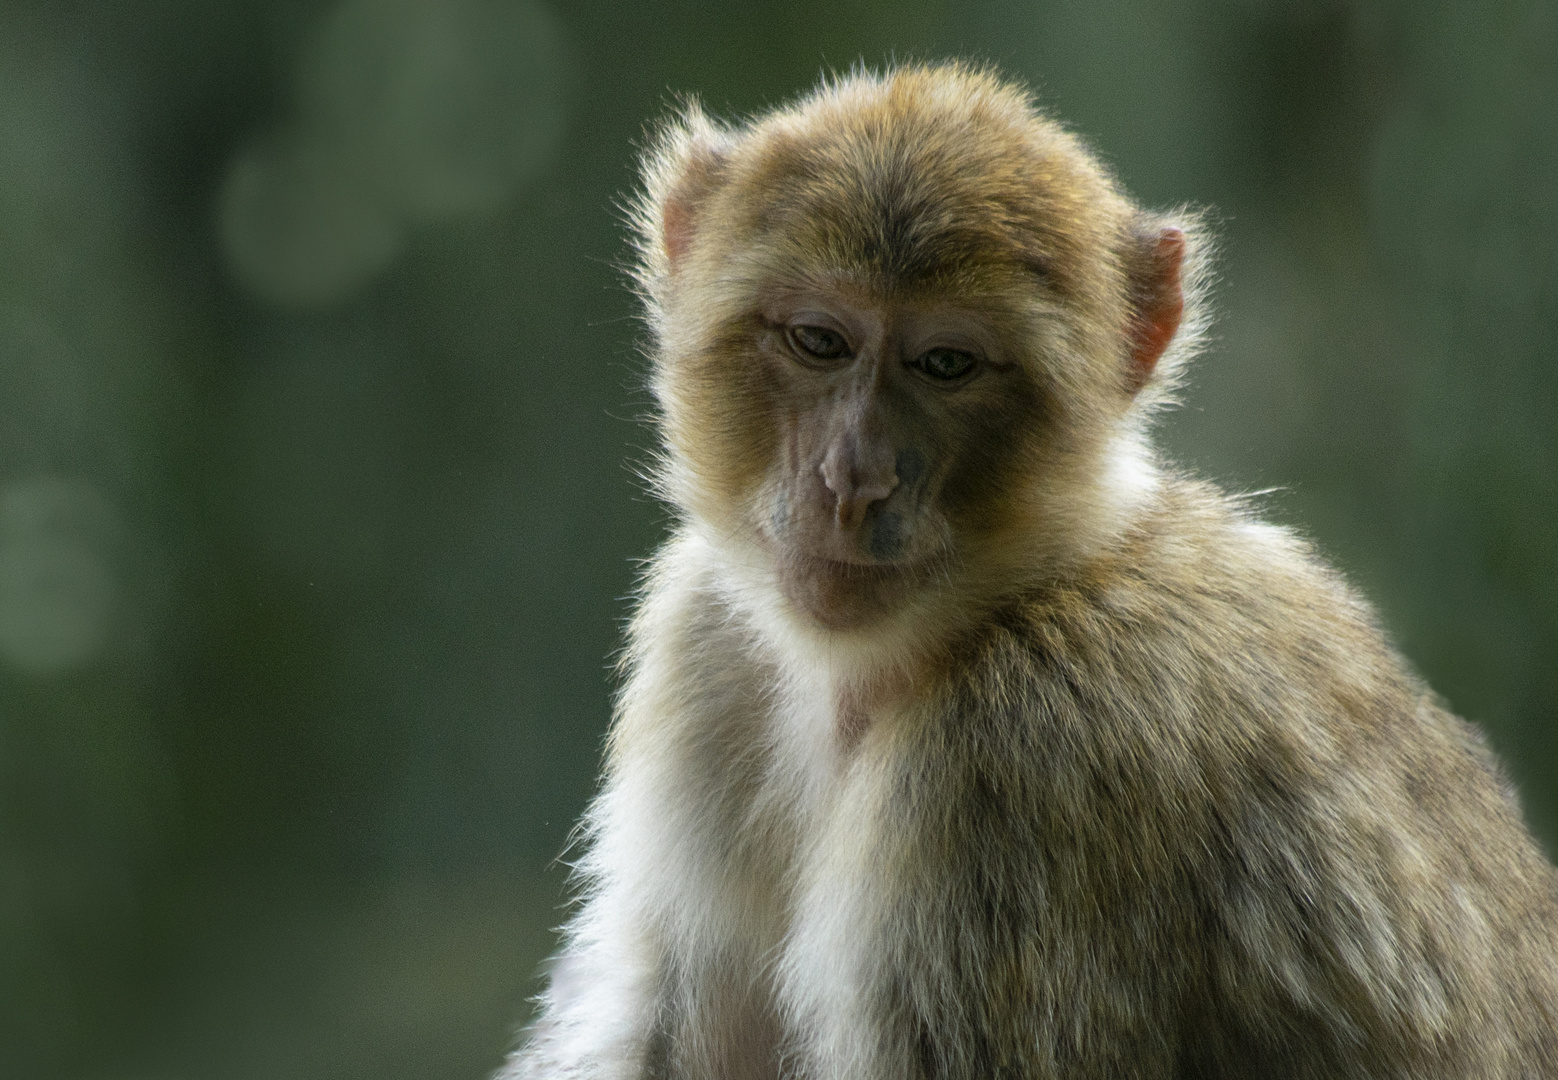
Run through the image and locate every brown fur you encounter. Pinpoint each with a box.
[504,64,1558,1080]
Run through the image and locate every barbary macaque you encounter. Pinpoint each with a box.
[503,64,1558,1078]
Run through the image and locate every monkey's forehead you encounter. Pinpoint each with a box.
[716,159,1116,303]
[706,68,1129,298]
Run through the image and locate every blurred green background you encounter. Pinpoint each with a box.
[1,0,1554,1077]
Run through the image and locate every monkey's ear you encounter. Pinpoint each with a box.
[1126,226,1186,393]
[650,107,730,271]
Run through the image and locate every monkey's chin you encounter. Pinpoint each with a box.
[778,554,925,631]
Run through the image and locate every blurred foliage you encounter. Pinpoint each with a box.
[0,0,1554,1077]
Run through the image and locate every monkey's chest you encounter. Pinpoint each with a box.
[675,681,886,936]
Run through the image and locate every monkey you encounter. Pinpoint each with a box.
[501,63,1558,1079]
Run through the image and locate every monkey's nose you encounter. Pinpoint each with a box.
[819,451,899,531]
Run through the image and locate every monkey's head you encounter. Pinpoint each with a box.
[633,65,1203,634]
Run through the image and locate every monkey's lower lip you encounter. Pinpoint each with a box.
[791,551,912,574]
[779,550,928,630]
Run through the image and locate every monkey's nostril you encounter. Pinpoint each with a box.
[819,433,900,532]
[822,467,899,531]
[854,475,900,504]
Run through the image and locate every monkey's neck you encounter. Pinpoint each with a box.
[833,666,916,751]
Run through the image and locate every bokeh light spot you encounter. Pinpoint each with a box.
[0,476,120,676]
[218,0,568,307]
[218,132,405,307]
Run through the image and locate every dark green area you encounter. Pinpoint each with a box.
[0,1,1554,1077]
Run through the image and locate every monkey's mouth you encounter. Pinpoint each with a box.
[777,549,935,630]
[791,553,912,580]
[793,550,900,571]
[763,503,917,567]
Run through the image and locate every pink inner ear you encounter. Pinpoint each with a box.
[663,195,695,266]
[1129,228,1186,392]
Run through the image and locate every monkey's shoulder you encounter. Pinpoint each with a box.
[937,479,1509,820]
[981,483,1389,693]
[900,483,1558,939]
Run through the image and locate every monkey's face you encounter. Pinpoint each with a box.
[746,282,1047,630]
[654,251,1069,632]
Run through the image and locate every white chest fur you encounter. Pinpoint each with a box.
[581,535,912,1078]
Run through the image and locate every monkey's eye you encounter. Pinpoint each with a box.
[913,347,977,382]
[788,324,851,362]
